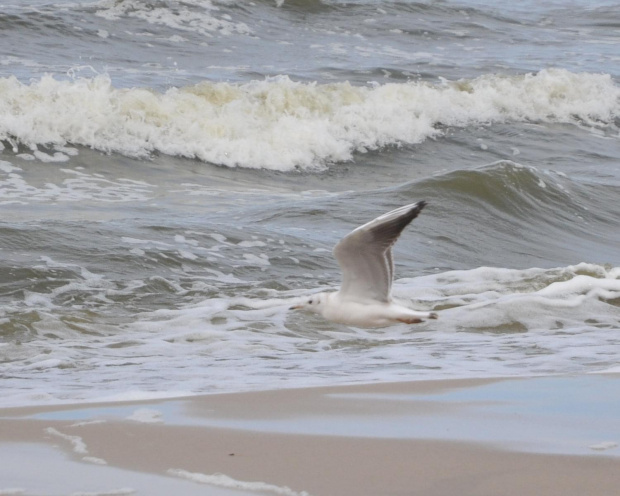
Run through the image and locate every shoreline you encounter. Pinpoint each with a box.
[1,374,619,495]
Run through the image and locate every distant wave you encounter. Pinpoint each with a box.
[93,0,253,36]
[1,69,618,170]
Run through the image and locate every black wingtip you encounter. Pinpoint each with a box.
[400,201,426,225]
[411,201,427,216]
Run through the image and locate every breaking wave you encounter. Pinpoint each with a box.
[1,69,618,170]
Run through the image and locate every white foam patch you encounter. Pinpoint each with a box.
[242,253,270,266]
[46,427,89,455]
[0,161,20,173]
[71,420,107,428]
[82,456,109,465]
[588,441,618,451]
[126,408,164,423]
[0,162,155,204]
[33,150,70,162]
[404,263,620,334]
[46,427,112,466]
[168,469,311,496]
[1,69,618,170]
[94,0,251,37]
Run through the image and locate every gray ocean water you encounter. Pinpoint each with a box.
[1,0,619,406]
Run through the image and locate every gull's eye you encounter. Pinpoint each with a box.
[308,299,313,304]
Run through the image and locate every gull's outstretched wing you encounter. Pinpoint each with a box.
[333,201,426,303]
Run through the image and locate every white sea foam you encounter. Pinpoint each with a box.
[82,456,109,466]
[168,469,311,496]
[45,427,89,455]
[0,69,618,170]
[0,262,617,407]
[405,263,620,332]
[126,408,164,423]
[588,441,618,451]
[94,0,251,37]
[0,161,155,205]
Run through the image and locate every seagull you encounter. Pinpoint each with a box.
[290,201,438,328]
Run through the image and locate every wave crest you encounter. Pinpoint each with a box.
[1,69,618,170]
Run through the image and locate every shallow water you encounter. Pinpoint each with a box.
[0,0,619,406]
[23,376,620,457]
[0,443,258,496]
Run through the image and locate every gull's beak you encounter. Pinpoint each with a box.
[289,304,303,310]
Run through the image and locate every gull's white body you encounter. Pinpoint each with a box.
[319,291,434,327]
[291,201,437,328]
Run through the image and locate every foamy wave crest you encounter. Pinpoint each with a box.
[400,263,620,334]
[94,0,252,36]
[1,69,618,170]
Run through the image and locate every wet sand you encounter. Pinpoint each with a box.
[1,375,619,496]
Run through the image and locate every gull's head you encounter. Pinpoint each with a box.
[289,292,329,314]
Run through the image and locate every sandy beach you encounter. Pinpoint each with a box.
[1,374,619,496]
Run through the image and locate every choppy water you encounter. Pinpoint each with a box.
[1,0,619,407]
